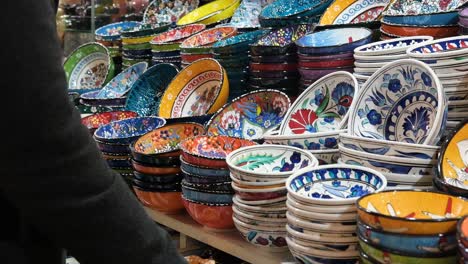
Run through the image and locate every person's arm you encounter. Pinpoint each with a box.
[0,1,186,263]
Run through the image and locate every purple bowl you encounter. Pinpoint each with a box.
[298,66,353,80]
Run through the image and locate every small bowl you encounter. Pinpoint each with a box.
[177,0,240,26]
[233,217,288,250]
[182,170,231,184]
[182,196,234,230]
[287,194,355,214]
[381,11,459,26]
[150,24,206,45]
[95,21,142,41]
[133,171,183,184]
[230,174,287,187]
[357,190,468,235]
[286,224,357,244]
[180,26,238,51]
[133,187,184,214]
[94,138,130,154]
[233,206,286,224]
[232,182,287,201]
[180,157,230,177]
[131,159,181,175]
[182,184,233,204]
[234,194,286,206]
[81,110,138,134]
[233,195,287,212]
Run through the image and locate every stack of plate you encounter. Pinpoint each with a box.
[285,164,387,264]
[212,29,269,100]
[180,135,256,230]
[458,216,468,263]
[93,117,166,189]
[248,24,314,99]
[129,123,204,214]
[357,191,464,264]
[406,36,468,128]
[318,0,390,25]
[150,24,206,68]
[295,28,372,92]
[340,59,445,190]
[179,26,238,67]
[177,0,240,27]
[121,23,171,69]
[352,36,433,86]
[461,7,468,35]
[227,145,318,251]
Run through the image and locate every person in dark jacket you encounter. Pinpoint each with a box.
[0,1,187,263]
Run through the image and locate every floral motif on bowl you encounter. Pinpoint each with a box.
[384,0,468,16]
[96,62,148,99]
[253,24,315,47]
[143,0,199,24]
[180,135,256,159]
[94,117,166,143]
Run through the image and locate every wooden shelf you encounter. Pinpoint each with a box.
[144,207,295,264]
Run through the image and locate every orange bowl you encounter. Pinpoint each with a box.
[131,159,181,175]
[182,197,234,230]
[381,23,459,38]
[133,187,185,214]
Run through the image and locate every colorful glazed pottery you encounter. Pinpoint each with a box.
[354,36,434,56]
[96,62,148,99]
[383,0,468,16]
[320,0,390,25]
[264,129,345,151]
[143,0,199,24]
[228,0,262,28]
[250,24,315,55]
[382,11,460,26]
[182,197,234,229]
[158,58,229,118]
[212,29,269,53]
[177,0,240,26]
[180,27,238,51]
[205,90,291,140]
[95,21,142,41]
[81,110,138,134]
[133,187,184,213]
[150,24,206,45]
[233,217,288,251]
[287,237,359,263]
[380,23,459,39]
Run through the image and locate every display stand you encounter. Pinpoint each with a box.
[144,207,295,264]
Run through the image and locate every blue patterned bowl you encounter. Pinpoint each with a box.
[296,28,373,55]
[354,36,434,56]
[95,21,142,41]
[95,62,148,99]
[406,36,468,59]
[233,217,288,250]
[94,117,166,144]
[212,29,270,53]
[180,157,230,177]
[260,0,327,19]
[250,24,315,55]
[348,59,446,145]
[79,90,127,107]
[263,129,345,151]
[381,12,459,27]
[286,164,387,205]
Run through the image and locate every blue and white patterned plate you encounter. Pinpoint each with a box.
[333,0,390,25]
[406,36,468,59]
[94,116,166,144]
[348,59,446,145]
[95,21,142,41]
[96,62,148,99]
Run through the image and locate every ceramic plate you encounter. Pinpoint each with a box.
[332,0,390,25]
[96,62,148,99]
[205,90,290,140]
[150,24,206,44]
[143,0,199,24]
[438,120,468,190]
[95,21,142,41]
[63,42,114,90]
[124,63,179,116]
[279,72,357,135]
[348,59,446,145]
[180,135,256,159]
[384,0,468,16]
[94,116,166,143]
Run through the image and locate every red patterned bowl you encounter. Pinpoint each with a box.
[133,187,185,214]
[81,111,138,134]
[381,23,459,38]
[151,24,206,44]
[182,196,234,230]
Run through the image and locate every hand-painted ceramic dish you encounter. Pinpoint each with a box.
[287,237,359,262]
[357,190,468,235]
[150,24,206,45]
[133,171,183,184]
[95,62,148,99]
[130,150,182,167]
[205,90,290,140]
[121,23,171,39]
[228,0,262,28]
[437,119,468,191]
[124,63,179,117]
[286,164,387,205]
[158,58,229,118]
[382,11,459,26]
[63,42,115,90]
[177,0,239,26]
[93,117,166,144]
[383,0,468,16]
[81,110,138,134]
[279,71,357,135]
[319,0,364,25]
[182,197,234,229]
[180,135,256,168]
[180,27,238,52]
[132,159,181,175]
[133,187,184,214]
[260,0,329,19]
[95,21,142,41]
[143,0,199,24]
[263,129,344,151]
[182,169,230,184]
[348,59,446,145]
[354,36,434,56]
[233,217,288,250]
[182,184,233,204]
[406,36,468,59]
[295,28,373,55]
[212,29,269,53]
[328,0,389,25]
[380,23,460,39]
[180,158,230,177]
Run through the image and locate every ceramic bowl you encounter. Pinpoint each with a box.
[357,190,468,235]
[299,51,355,61]
[133,187,184,214]
[295,28,373,55]
[230,174,287,186]
[182,196,234,230]
[94,62,148,99]
[250,70,300,79]
[286,201,356,223]
[279,71,357,135]
[121,23,171,39]
[286,212,356,236]
[233,217,288,251]
[212,29,269,53]
[133,171,183,184]
[287,194,356,214]
[181,185,233,204]
[177,0,239,26]
[150,24,206,45]
[309,148,340,165]
[250,24,314,56]
[433,176,468,198]
[93,117,166,144]
[182,170,230,184]
[231,182,287,201]
[458,215,468,248]
[234,194,287,206]
[179,26,238,51]
[381,23,460,38]
[233,196,286,211]
[182,179,233,193]
[180,157,230,177]
[258,12,322,28]
[249,62,297,72]
[158,58,229,118]
[131,159,181,175]
[232,206,286,223]
[298,66,354,81]
[260,0,326,19]
[381,11,459,26]
[233,204,286,219]
[95,21,142,41]
[348,59,446,145]
[226,145,318,181]
[250,54,297,64]
[286,164,387,205]
[354,36,434,56]
[132,178,181,191]
[287,237,359,262]
[205,90,291,140]
[263,129,344,151]
[407,36,468,59]
[79,90,127,107]
[81,110,138,134]
[354,53,408,62]
[129,146,181,166]
[288,233,358,255]
[298,59,354,68]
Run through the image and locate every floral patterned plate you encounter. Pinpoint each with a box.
[250,24,315,55]
[81,110,138,133]
[180,26,238,50]
[95,21,142,41]
[143,0,199,25]
[286,164,387,205]
[279,72,357,135]
[96,62,148,99]
[94,116,166,144]
[63,42,115,90]
[150,24,206,44]
[348,59,446,145]
[205,90,290,140]
[383,0,468,16]
[327,0,390,25]
[354,36,433,56]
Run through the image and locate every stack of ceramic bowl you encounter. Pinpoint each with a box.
[285,164,387,263]
[434,119,468,198]
[180,135,256,230]
[93,117,166,188]
[94,21,142,74]
[179,26,238,67]
[212,30,269,100]
[149,24,206,68]
[264,72,358,166]
[258,0,332,28]
[461,7,468,35]
[353,36,434,86]
[129,122,204,214]
[81,110,138,135]
[295,28,373,92]
[176,0,240,27]
[248,24,314,99]
[406,36,468,128]
[380,0,462,39]
[121,23,171,70]
[458,216,468,263]
[357,190,466,264]
[340,59,446,191]
[226,145,318,251]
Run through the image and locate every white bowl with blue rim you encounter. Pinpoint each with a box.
[286,224,357,243]
[233,206,286,224]
[286,237,359,262]
[354,36,434,56]
[347,59,446,146]
[354,53,408,63]
[233,217,288,251]
[287,194,356,213]
[263,129,346,151]
[233,203,286,218]
[286,212,356,234]
[286,164,387,205]
[286,201,357,222]
[406,36,468,59]
[234,194,287,206]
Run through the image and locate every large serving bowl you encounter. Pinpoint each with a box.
[286,164,387,205]
[354,36,434,56]
[263,129,345,151]
[93,117,166,144]
[347,59,446,145]
[233,217,288,251]
[357,190,468,235]
[182,196,234,230]
[133,187,184,214]
[81,110,138,134]
[158,58,229,118]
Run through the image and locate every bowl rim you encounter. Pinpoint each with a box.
[285,224,358,243]
[357,218,456,238]
[233,194,287,205]
[95,21,142,38]
[232,205,287,223]
[233,214,287,232]
[286,237,360,258]
[179,156,230,171]
[354,36,434,56]
[458,214,468,241]
[287,194,357,211]
[150,24,206,45]
[231,181,287,193]
[181,195,232,207]
[212,29,270,48]
[286,211,357,233]
[180,135,256,160]
[356,189,468,223]
[286,201,357,221]
[295,27,373,49]
[406,36,468,58]
[230,174,287,186]
[93,116,166,141]
[354,53,408,61]
[250,24,315,49]
[80,110,138,129]
[179,26,238,48]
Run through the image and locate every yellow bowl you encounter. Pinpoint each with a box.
[177,0,239,26]
[357,190,468,235]
[158,58,229,118]
[198,0,240,25]
[121,35,155,45]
